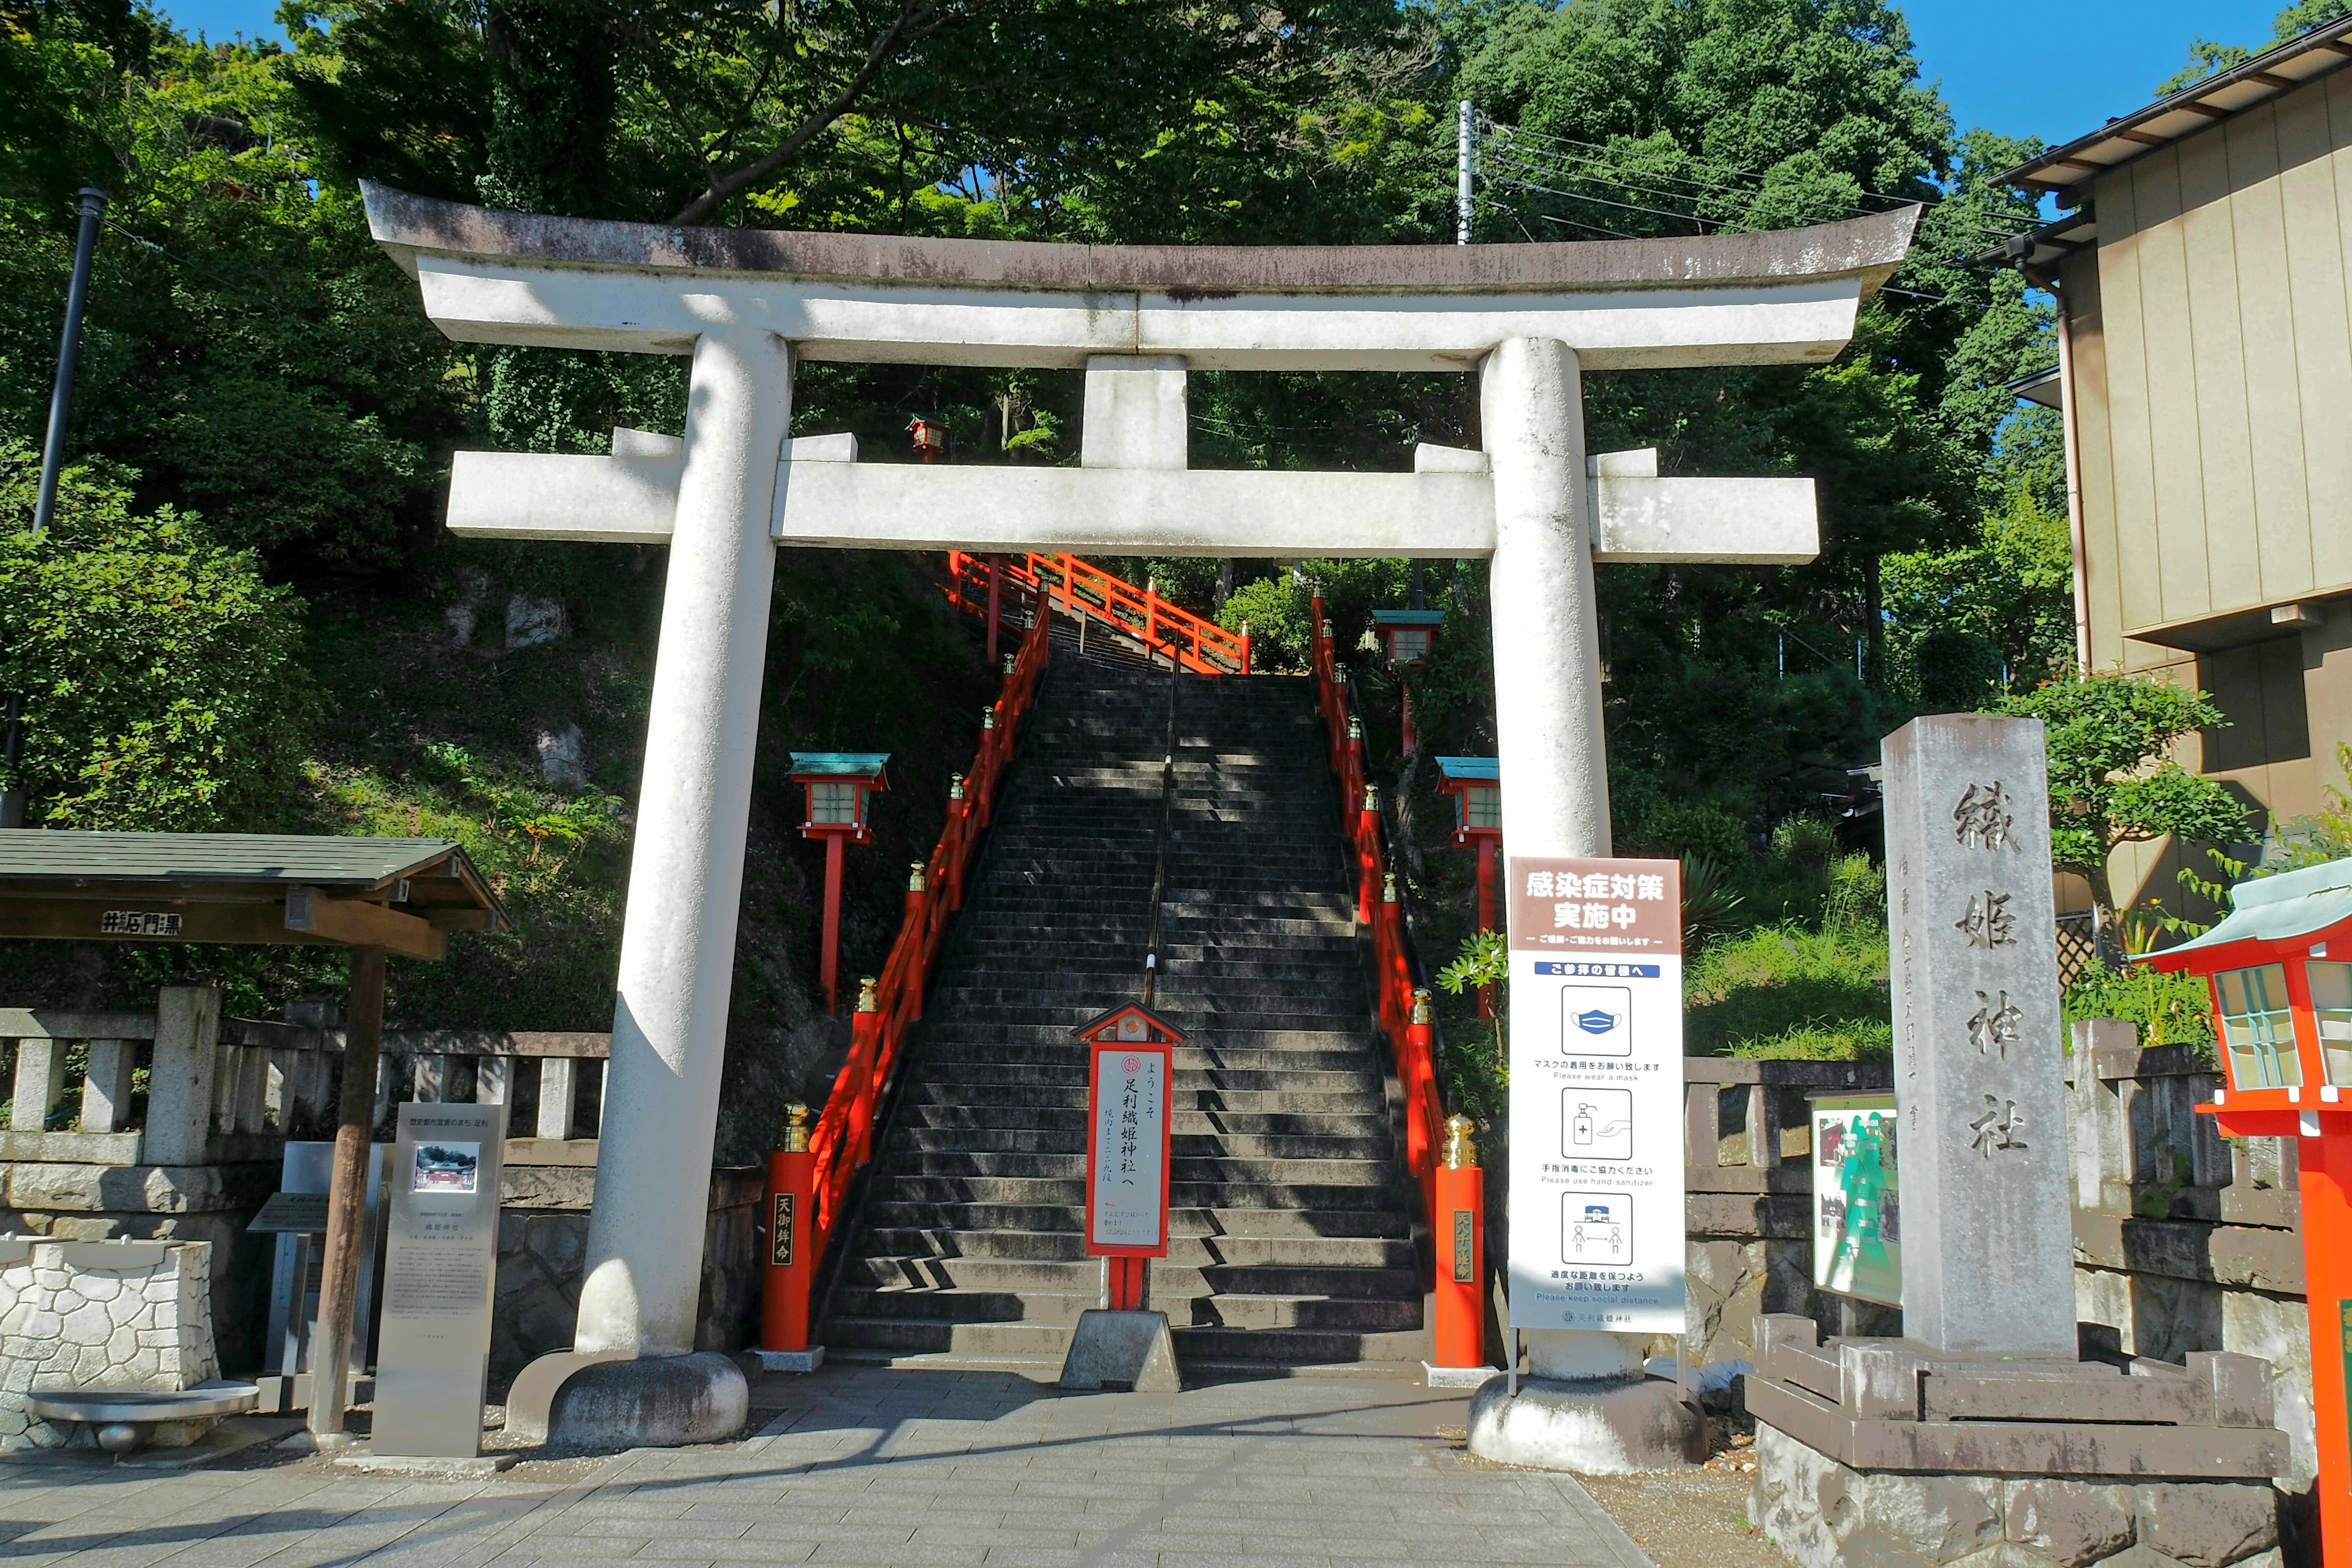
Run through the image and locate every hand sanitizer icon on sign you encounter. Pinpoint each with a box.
[1560,985,1633,1057]
[1562,1191,1634,1267]
[1561,1087,1634,1161]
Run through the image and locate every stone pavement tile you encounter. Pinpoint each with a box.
[1246,1536,1411,1560]
[634,1536,818,1562]
[1152,1552,1334,1568]
[971,1551,1159,1568]
[902,1521,1081,1547]
[743,1521,922,1546]
[803,1542,991,1566]
[576,1514,750,1540]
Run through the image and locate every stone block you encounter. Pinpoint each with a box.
[2135,1485,2277,1567]
[1754,1420,2005,1568]
[1057,1310,1179,1393]
[2005,1480,2136,1567]
[1469,1375,1706,1474]
[2220,1292,2313,1489]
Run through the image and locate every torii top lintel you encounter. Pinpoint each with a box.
[361,184,1918,374]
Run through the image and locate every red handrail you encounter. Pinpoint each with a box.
[785,612,1052,1329]
[1305,587,1445,1249]
[943,550,1251,676]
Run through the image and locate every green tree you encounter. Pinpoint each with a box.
[1993,673,2250,933]
[1883,485,2076,709]
[0,442,316,829]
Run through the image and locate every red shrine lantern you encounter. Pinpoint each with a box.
[907,415,946,463]
[788,752,890,1014]
[1436,756,1501,1016]
[2139,858,2352,1567]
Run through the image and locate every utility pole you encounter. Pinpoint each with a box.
[1456,101,1474,246]
[2,186,108,829]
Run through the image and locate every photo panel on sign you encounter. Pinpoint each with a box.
[1562,1087,1634,1161]
[1561,984,1634,1057]
[1562,1191,1634,1267]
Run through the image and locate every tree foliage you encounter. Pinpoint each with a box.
[0,442,315,829]
[1993,673,2250,927]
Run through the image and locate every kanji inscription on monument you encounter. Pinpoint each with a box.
[1883,714,2073,1357]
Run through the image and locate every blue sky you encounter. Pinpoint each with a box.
[163,0,2288,153]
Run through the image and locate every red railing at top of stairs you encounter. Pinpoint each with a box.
[944,550,1251,676]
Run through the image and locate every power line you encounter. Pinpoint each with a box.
[1480,115,2038,236]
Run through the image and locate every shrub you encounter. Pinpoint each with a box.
[0,444,315,830]
[2065,959,2217,1060]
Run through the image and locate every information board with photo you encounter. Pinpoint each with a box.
[1810,1091,1902,1306]
[1506,856,1687,1334]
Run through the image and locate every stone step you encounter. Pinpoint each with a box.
[830,1284,1423,1331]
[874,1151,1398,1186]
[848,1253,1423,1301]
[903,1082,1387,1115]
[893,1105,1392,1138]
[861,1176,1410,1211]
[857,1202,1413,1238]
[883,1127,1396,1163]
[853,1227,1417,1270]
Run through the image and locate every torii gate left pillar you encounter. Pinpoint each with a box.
[362,183,1915,1450]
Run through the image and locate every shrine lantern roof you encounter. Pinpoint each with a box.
[787,753,890,782]
[1074,1003,1186,1045]
[2139,856,2352,969]
[1435,756,1499,784]
[1371,609,1447,627]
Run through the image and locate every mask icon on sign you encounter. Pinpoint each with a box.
[1559,985,1633,1057]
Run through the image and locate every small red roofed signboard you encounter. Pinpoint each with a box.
[1077,1005,1180,1259]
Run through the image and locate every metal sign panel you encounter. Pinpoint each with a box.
[1506,856,1686,1333]
[371,1102,505,1458]
[1085,1038,1172,1257]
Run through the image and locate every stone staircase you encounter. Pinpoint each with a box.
[820,620,1428,1381]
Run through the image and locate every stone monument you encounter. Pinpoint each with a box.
[1886,714,2073,1357]
[1744,715,2294,1568]
[366,1102,507,1464]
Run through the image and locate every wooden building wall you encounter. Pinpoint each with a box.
[2064,68,2352,908]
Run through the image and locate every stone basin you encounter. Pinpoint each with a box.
[28,1380,260,1455]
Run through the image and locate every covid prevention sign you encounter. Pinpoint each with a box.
[1506,856,1687,1333]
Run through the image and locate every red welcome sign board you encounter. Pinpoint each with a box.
[1080,1006,1178,1259]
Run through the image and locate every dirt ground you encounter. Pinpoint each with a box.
[1443,1415,1791,1568]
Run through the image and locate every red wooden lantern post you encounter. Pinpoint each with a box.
[2140,858,2352,1568]
[788,752,890,1015]
[761,1103,816,1357]
[1075,1003,1183,1312]
[1432,1110,1487,1374]
[1371,608,1444,754]
[1436,756,1502,1016]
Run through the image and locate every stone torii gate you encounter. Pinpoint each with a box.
[361,184,1915,1446]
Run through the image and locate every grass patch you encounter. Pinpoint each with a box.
[1684,922,1891,1060]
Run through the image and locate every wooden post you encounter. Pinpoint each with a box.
[986,554,1003,668]
[1357,787,1380,927]
[1433,1117,1485,1371]
[903,864,928,1022]
[309,943,385,1441]
[1476,835,1497,1019]
[820,831,846,1015]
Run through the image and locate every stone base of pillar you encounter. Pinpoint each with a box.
[1058,1310,1180,1393]
[545,1352,749,1449]
[1466,1374,1705,1473]
[1749,1420,2283,1568]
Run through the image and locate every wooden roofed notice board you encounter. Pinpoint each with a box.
[0,829,507,1445]
[1505,856,1687,1333]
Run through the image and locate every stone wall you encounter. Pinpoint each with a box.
[0,1238,219,1450]
[489,1163,764,1389]
[2064,1030,2315,1494]
[1751,1421,2283,1568]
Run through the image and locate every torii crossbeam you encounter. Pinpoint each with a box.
[362,184,1915,1438]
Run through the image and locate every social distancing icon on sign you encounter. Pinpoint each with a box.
[1559,985,1632,1056]
[1562,1191,1634,1267]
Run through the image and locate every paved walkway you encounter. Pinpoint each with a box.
[0,1367,1651,1568]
